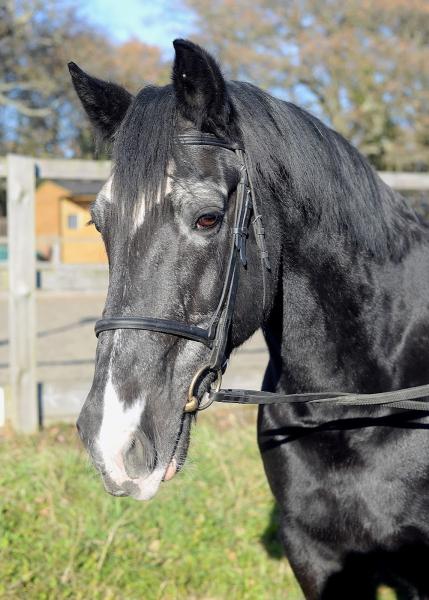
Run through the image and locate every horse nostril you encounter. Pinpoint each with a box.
[124,437,145,479]
[123,432,154,479]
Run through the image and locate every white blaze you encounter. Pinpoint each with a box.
[133,174,174,231]
[97,371,144,484]
[99,176,113,202]
[97,360,166,501]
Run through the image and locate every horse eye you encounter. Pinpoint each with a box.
[196,214,220,230]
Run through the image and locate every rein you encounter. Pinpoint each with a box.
[211,385,429,412]
[94,133,429,415]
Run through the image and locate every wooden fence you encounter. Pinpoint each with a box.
[0,154,428,432]
[1,155,109,432]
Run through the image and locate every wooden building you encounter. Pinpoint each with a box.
[35,180,106,264]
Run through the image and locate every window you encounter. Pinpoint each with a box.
[67,214,78,229]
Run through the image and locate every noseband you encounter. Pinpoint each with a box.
[95,132,270,412]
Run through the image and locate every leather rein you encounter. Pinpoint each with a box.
[95,133,429,415]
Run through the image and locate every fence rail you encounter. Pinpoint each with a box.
[378,172,429,190]
[1,156,429,189]
[0,156,111,181]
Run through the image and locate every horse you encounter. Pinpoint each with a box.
[69,39,429,599]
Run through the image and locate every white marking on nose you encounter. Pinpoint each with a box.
[97,370,144,483]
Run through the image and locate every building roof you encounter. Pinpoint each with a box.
[53,179,104,196]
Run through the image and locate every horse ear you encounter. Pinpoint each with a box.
[172,39,232,134]
[68,62,133,141]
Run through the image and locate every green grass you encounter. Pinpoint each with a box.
[0,407,396,599]
[0,407,302,599]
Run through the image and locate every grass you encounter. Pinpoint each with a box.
[0,406,396,600]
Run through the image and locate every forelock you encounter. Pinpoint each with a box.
[112,85,177,233]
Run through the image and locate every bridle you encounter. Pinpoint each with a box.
[95,132,270,412]
[95,133,429,415]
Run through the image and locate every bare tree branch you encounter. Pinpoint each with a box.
[182,0,429,170]
[0,93,52,117]
[0,81,49,93]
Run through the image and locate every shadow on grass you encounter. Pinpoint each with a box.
[260,502,284,560]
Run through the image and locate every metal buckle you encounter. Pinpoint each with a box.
[185,365,223,413]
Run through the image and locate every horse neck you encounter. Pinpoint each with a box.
[263,192,429,395]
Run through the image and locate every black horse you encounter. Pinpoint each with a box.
[70,40,429,599]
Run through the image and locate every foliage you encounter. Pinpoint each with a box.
[1,0,427,171]
[181,0,429,171]
[0,0,169,158]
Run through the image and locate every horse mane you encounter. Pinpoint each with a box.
[112,80,427,260]
[229,82,427,261]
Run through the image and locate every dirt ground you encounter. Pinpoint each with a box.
[0,291,269,421]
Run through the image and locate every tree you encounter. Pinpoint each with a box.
[0,0,169,157]
[182,0,429,171]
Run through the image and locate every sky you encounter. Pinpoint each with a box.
[78,0,195,54]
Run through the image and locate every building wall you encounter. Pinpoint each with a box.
[35,181,64,236]
[60,197,107,264]
[35,181,65,260]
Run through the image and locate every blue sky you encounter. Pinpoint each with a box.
[73,2,312,107]
[78,0,195,54]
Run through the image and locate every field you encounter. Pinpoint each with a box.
[1,406,304,600]
[0,406,398,600]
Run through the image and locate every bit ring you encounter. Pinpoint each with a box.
[185,365,222,413]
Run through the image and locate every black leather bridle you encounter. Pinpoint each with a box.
[95,133,429,415]
[95,132,270,412]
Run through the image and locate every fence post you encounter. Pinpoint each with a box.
[7,155,37,432]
